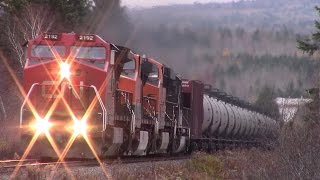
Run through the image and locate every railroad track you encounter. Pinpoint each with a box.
[112,154,191,165]
[0,159,39,169]
[0,154,191,174]
[0,159,98,174]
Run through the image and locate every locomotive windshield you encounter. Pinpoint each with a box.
[71,46,106,69]
[71,46,106,59]
[31,45,65,58]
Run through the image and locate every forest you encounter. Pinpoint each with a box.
[0,0,318,114]
[0,1,320,179]
[126,0,319,100]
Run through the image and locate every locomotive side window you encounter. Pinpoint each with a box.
[31,45,65,58]
[147,64,159,86]
[121,58,136,79]
[182,92,191,108]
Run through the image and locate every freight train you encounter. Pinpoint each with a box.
[19,33,279,158]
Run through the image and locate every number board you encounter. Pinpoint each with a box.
[43,33,60,40]
[78,35,95,41]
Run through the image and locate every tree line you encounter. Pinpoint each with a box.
[0,0,131,68]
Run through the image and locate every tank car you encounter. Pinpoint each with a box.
[181,80,280,151]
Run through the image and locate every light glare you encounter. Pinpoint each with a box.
[60,62,71,79]
[73,120,87,136]
[32,119,52,133]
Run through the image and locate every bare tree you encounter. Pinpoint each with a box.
[5,3,55,68]
[0,96,6,121]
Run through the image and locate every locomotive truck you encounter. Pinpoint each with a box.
[19,33,279,158]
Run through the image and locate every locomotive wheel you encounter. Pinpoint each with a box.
[190,142,199,153]
[201,142,209,152]
[209,142,217,153]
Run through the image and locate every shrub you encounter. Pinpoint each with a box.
[187,153,223,177]
[0,138,13,159]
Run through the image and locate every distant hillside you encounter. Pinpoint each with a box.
[125,0,319,101]
[129,0,318,33]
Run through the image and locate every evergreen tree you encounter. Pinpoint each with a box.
[0,0,131,68]
[297,6,320,54]
[89,0,132,45]
[297,6,320,118]
[254,86,281,120]
[0,0,91,30]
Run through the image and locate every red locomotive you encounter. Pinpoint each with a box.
[19,33,279,159]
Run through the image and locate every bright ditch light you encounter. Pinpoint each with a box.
[2,48,75,179]
[73,120,87,136]
[31,119,52,134]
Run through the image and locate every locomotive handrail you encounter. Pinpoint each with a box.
[119,91,136,135]
[19,83,107,131]
[90,85,107,132]
[20,83,40,128]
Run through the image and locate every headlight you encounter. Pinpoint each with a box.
[60,62,71,79]
[31,119,52,133]
[73,120,87,136]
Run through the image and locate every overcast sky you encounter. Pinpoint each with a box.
[121,0,238,8]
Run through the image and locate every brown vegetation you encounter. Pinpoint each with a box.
[113,124,320,179]
[9,124,320,180]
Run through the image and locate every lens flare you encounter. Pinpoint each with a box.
[2,47,76,179]
[31,119,52,133]
[2,38,113,178]
[60,62,71,79]
[73,120,87,136]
